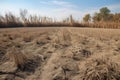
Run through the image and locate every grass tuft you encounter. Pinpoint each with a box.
[80,56,120,80]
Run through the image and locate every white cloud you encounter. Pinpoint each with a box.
[27,8,84,21]
[51,0,76,8]
[107,3,120,11]
[39,0,76,8]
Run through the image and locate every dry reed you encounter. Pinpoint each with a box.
[80,56,120,80]
[6,46,28,69]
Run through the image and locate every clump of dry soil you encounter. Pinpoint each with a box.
[0,28,120,80]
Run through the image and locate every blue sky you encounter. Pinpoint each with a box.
[0,0,120,20]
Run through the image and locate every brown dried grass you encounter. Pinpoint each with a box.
[80,55,120,80]
[6,46,28,69]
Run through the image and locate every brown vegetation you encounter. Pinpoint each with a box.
[6,46,28,70]
[0,28,120,80]
[0,7,120,29]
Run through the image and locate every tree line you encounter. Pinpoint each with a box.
[83,7,120,23]
[0,9,68,28]
[0,7,120,28]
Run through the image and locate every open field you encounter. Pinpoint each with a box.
[0,27,120,80]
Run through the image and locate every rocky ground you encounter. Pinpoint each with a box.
[0,27,120,80]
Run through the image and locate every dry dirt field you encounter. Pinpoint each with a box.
[0,27,120,80]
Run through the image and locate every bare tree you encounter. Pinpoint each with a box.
[20,9,28,26]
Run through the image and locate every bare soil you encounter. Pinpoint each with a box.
[0,27,120,80]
